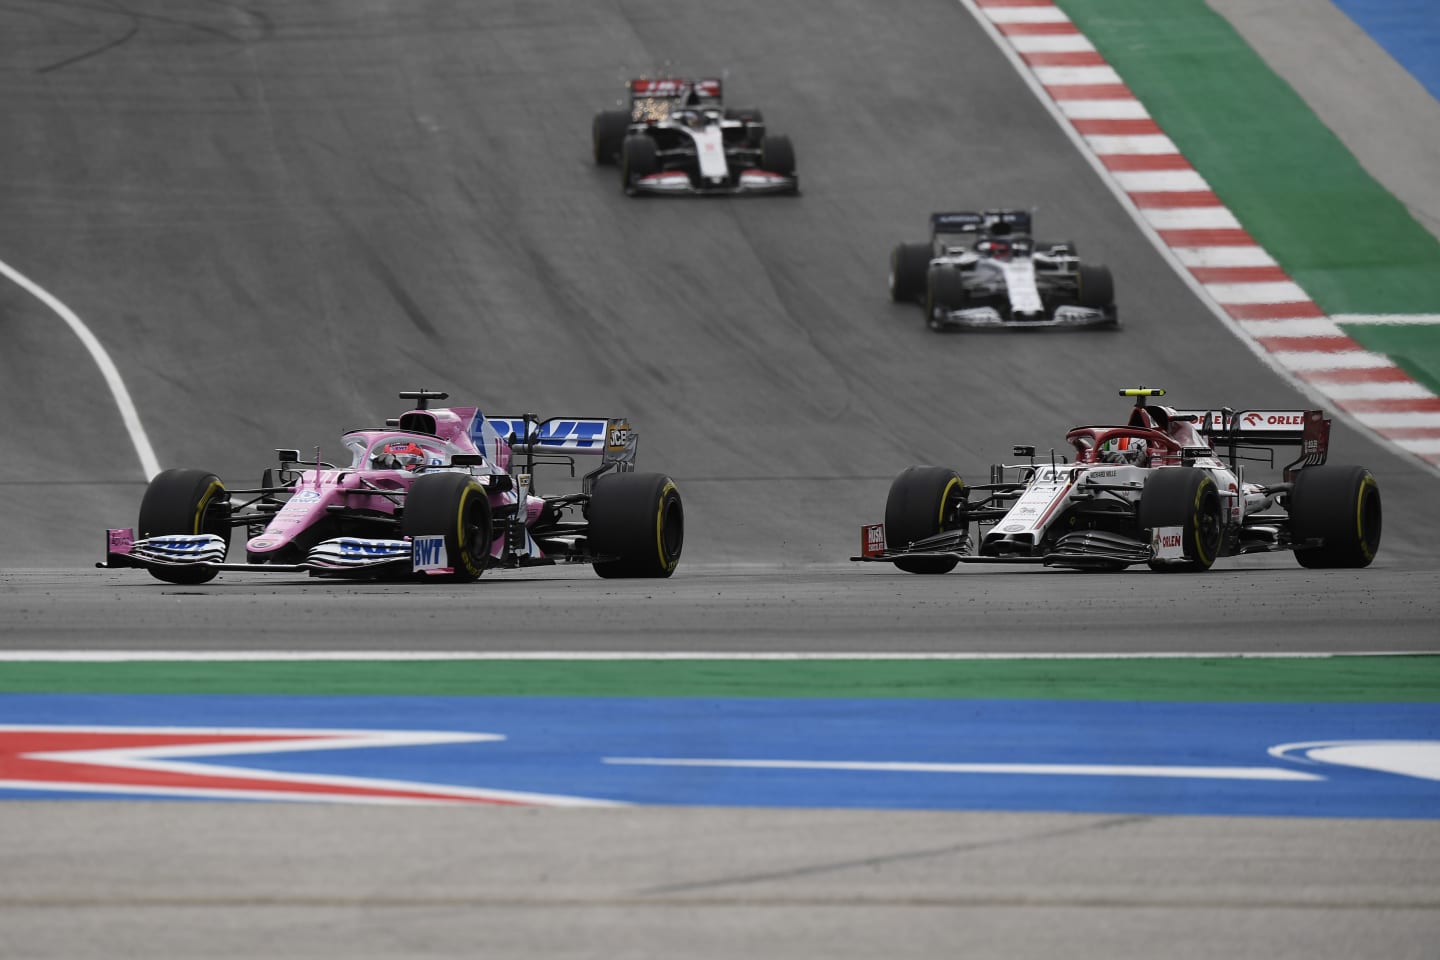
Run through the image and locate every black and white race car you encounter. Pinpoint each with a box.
[854,388,1382,573]
[890,210,1117,330]
[592,77,797,196]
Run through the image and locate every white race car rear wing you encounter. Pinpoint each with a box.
[628,77,722,101]
[1174,407,1330,479]
[930,210,1033,236]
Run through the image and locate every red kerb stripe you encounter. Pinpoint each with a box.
[1102,154,1192,171]
[997,22,1079,36]
[1298,367,1412,385]
[1021,51,1105,66]
[1129,190,1222,208]
[1159,228,1256,246]
[1253,335,1362,352]
[1073,118,1162,135]
[1226,302,1326,320]
[1046,83,1133,100]
[1190,266,1290,284]
[1338,397,1440,413]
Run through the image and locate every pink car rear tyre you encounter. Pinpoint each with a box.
[588,473,683,579]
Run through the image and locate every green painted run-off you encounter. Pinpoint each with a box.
[1,656,1437,701]
[1057,0,1440,394]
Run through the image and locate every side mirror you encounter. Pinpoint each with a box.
[276,449,300,463]
[1012,445,1036,458]
[450,454,483,466]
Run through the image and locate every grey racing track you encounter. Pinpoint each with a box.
[1,2,1437,958]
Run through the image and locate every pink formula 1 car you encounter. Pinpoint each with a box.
[99,391,683,584]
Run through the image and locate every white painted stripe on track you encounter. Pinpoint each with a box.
[1272,351,1395,370]
[1083,134,1179,154]
[1204,280,1312,303]
[1352,411,1440,428]
[1113,169,1211,192]
[1316,380,1436,399]
[1172,246,1277,267]
[0,258,161,480]
[983,6,1071,23]
[1141,207,1242,230]
[0,650,1431,661]
[1334,314,1440,325]
[1007,34,1094,53]
[1033,66,1121,85]
[1058,99,1151,119]
[1239,318,1346,336]
[603,757,1324,781]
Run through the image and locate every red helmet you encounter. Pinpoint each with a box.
[376,440,427,471]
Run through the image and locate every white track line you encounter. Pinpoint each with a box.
[0,258,160,479]
[0,650,1431,661]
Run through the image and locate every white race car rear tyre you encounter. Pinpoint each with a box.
[1289,465,1381,568]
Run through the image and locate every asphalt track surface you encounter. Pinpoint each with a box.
[1,1,1438,957]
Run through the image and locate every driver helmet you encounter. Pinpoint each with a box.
[1099,436,1147,465]
[374,440,427,471]
[988,239,1012,260]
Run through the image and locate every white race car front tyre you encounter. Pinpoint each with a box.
[884,466,966,575]
[1139,468,1222,572]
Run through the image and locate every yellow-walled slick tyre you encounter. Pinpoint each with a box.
[402,473,492,582]
[1290,465,1382,569]
[588,472,683,579]
[136,468,231,585]
[1139,468,1223,572]
[884,466,967,574]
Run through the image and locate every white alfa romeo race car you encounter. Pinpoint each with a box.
[854,389,1381,573]
[890,210,1117,330]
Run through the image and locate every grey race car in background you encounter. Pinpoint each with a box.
[593,77,798,196]
[890,210,1117,330]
